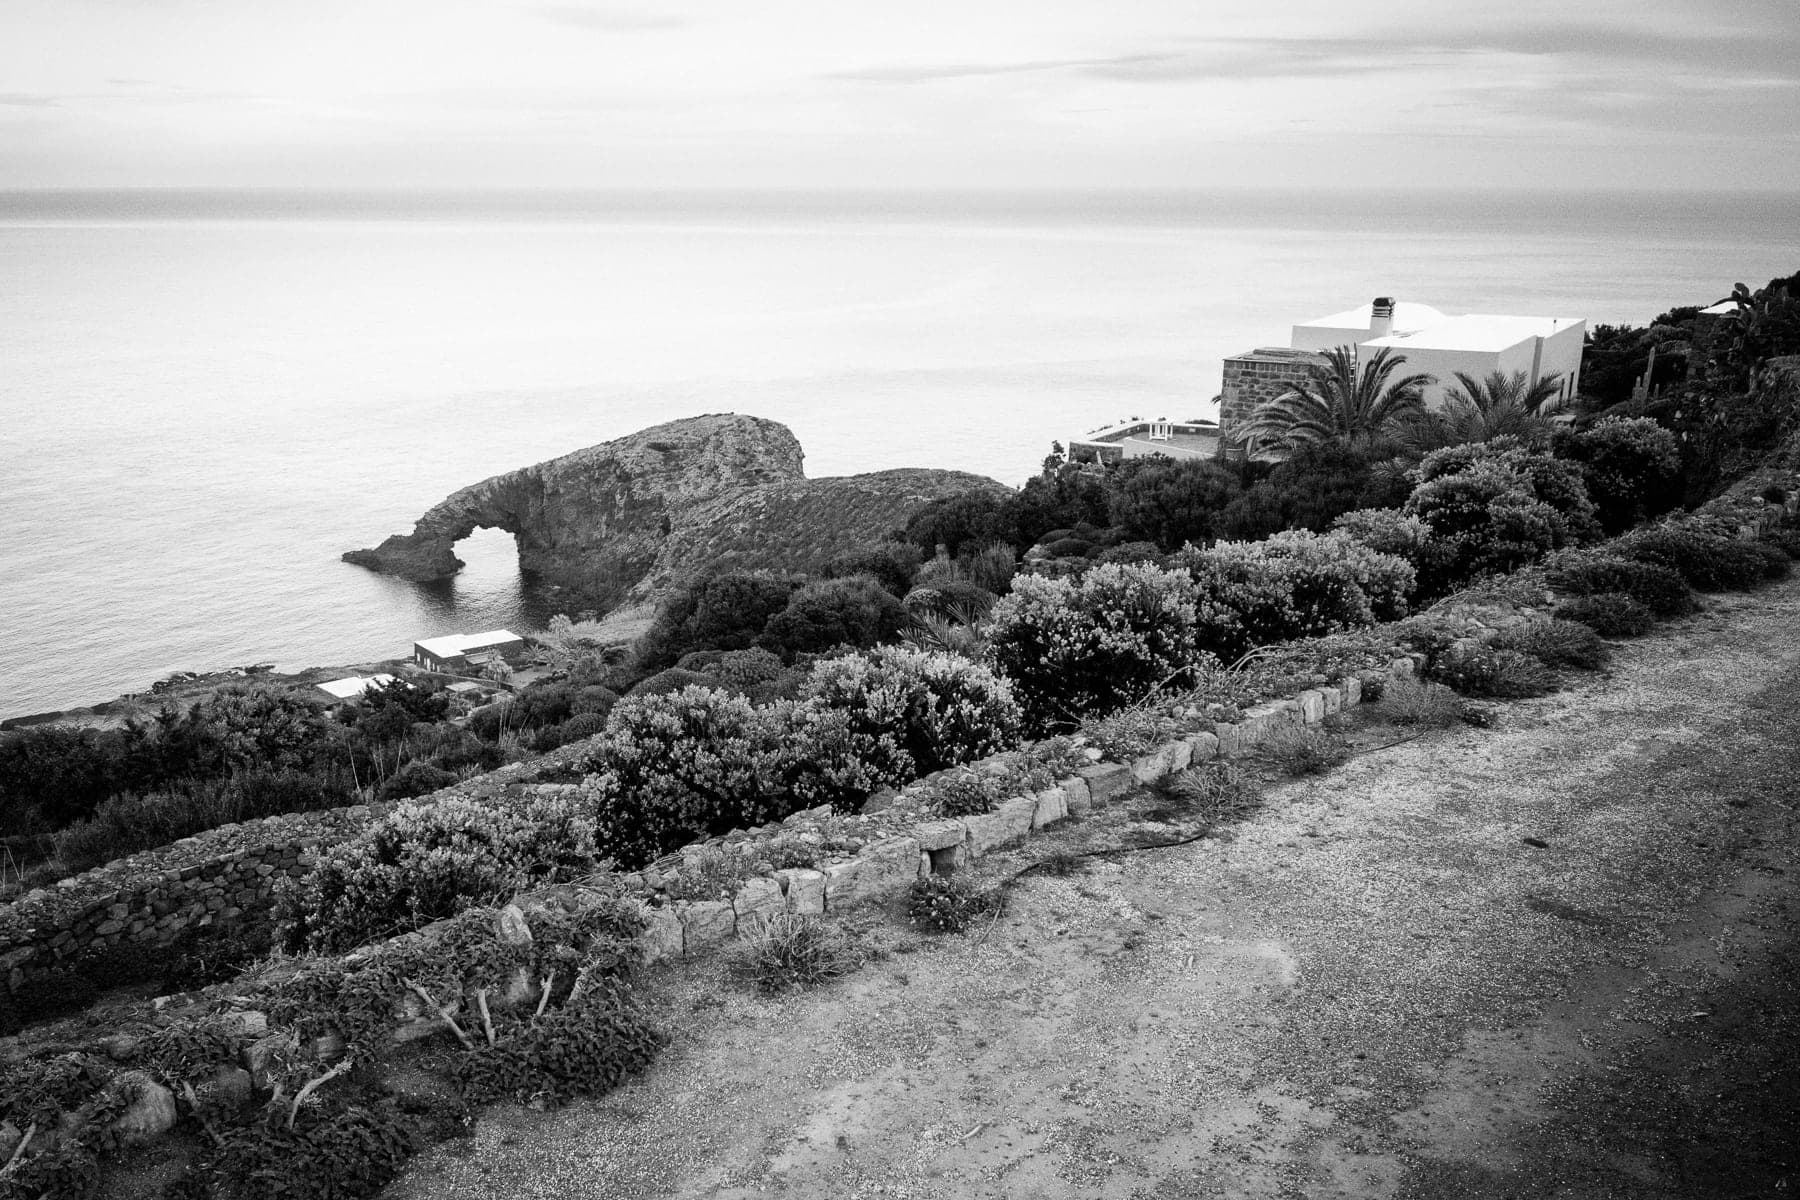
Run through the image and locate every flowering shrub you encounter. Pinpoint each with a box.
[1172,533,1404,663]
[986,563,1203,728]
[912,737,1086,817]
[803,647,1021,778]
[1613,525,1769,592]
[279,793,599,952]
[1414,438,1600,541]
[1331,507,1433,567]
[1405,462,1572,592]
[579,688,860,868]
[1431,644,1556,699]
[1492,619,1610,670]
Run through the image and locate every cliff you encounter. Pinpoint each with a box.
[344,414,1008,608]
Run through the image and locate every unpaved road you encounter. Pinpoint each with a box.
[393,579,1800,1200]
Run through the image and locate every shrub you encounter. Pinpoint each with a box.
[629,667,719,697]
[1331,507,1433,568]
[759,576,907,660]
[1106,457,1242,550]
[1262,725,1349,776]
[1414,438,1600,540]
[1558,416,1683,534]
[824,542,923,596]
[1753,542,1793,579]
[453,980,666,1106]
[907,874,996,933]
[1432,645,1556,699]
[1556,593,1656,637]
[1763,527,1800,557]
[637,572,800,670]
[911,738,1087,818]
[662,845,756,902]
[1545,550,1698,617]
[376,760,458,801]
[1149,762,1258,824]
[198,1103,420,1200]
[903,579,997,620]
[1379,677,1465,727]
[734,914,861,993]
[1215,442,1402,542]
[1492,619,1611,670]
[1076,704,1185,762]
[280,793,598,952]
[987,563,1204,729]
[1613,526,1767,591]
[1173,532,1408,662]
[803,647,1021,779]
[1404,440,1599,593]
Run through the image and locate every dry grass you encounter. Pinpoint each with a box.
[1261,724,1350,776]
[1380,677,1466,728]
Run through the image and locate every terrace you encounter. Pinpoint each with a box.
[1068,417,1222,466]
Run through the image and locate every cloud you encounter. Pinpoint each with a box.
[0,92,59,107]
[827,53,1180,84]
[530,5,684,31]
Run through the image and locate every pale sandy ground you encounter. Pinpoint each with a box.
[391,577,1800,1200]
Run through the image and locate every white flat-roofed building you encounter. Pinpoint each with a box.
[412,630,525,673]
[314,673,396,703]
[1219,296,1587,441]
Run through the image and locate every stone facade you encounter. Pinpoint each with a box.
[1218,348,1327,446]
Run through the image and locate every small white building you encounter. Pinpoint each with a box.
[412,630,525,674]
[314,673,396,704]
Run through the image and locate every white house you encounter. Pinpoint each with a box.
[412,630,525,674]
[314,673,396,704]
[1220,296,1587,441]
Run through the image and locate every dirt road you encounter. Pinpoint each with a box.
[392,578,1800,1200]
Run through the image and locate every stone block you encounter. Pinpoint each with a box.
[1214,722,1243,757]
[1391,656,1416,679]
[1297,690,1326,724]
[637,904,683,964]
[914,819,968,852]
[104,1072,178,1147]
[777,868,826,915]
[1165,738,1193,773]
[732,876,785,934]
[679,901,735,954]
[1079,763,1134,806]
[1031,786,1067,829]
[495,904,533,947]
[824,837,921,910]
[1186,731,1219,764]
[1130,745,1175,784]
[1342,676,1362,708]
[1321,685,1342,715]
[1060,775,1091,816]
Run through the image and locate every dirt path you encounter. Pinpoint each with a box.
[391,579,1800,1200]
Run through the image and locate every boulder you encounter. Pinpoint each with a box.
[777,868,827,915]
[104,1072,179,1147]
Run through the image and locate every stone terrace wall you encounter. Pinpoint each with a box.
[0,734,603,996]
[1218,349,1326,445]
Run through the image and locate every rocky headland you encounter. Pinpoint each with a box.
[343,413,1010,609]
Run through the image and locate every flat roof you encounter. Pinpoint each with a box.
[1364,314,1582,353]
[316,673,395,700]
[1699,300,1738,316]
[415,629,521,658]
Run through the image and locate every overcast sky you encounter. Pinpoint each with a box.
[2,0,1795,191]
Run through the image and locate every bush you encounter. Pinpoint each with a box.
[202,1103,420,1200]
[1404,440,1599,593]
[1106,457,1242,550]
[734,914,861,993]
[1431,645,1556,699]
[1149,762,1258,824]
[1215,442,1401,542]
[1331,507,1433,568]
[280,793,599,952]
[907,874,996,933]
[1556,593,1656,637]
[1379,677,1465,727]
[1545,550,1698,617]
[637,572,801,670]
[1761,528,1800,557]
[376,760,458,801]
[628,667,718,697]
[1613,526,1767,592]
[824,543,923,596]
[987,563,1204,729]
[1753,542,1793,579]
[454,980,665,1106]
[803,647,1021,779]
[1558,416,1683,535]
[1492,619,1611,670]
[1262,724,1349,776]
[758,576,907,660]
[902,579,997,621]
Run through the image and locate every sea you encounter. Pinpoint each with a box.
[2,188,1796,720]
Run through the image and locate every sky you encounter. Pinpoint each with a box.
[1,0,1796,192]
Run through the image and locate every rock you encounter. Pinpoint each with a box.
[1342,676,1362,708]
[860,787,901,814]
[1186,731,1219,764]
[495,904,533,948]
[195,1066,253,1111]
[1078,763,1134,806]
[776,868,827,915]
[679,901,736,954]
[0,1120,21,1161]
[1130,745,1175,784]
[343,414,1009,609]
[1060,775,1092,816]
[733,876,785,934]
[964,797,1036,857]
[913,819,968,852]
[1321,685,1342,716]
[1165,739,1193,773]
[242,1033,286,1088]
[1031,786,1067,829]
[1297,690,1327,724]
[104,1072,179,1147]
[102,1033,143,1061]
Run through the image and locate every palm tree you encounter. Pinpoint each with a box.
[1240,345,1434,455]
[1396,368,1566,453]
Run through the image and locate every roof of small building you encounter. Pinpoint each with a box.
[414,629,522,658]
[1699,300,1738,317]
[1364,313,1582,353]
[1296,301,1448,336]
[316,673,396,701]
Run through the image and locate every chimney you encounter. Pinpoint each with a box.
[1370,296,1395,339]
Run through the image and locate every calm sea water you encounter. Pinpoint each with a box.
[2,189,1796,719]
